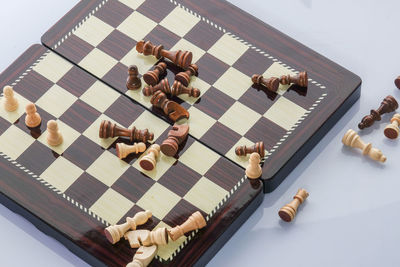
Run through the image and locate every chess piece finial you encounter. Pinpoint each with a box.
[235,141,265,158]
[125,228,168,248]
[139,144,160,171]
[126,245,158,267]
[358,95,398,129]
[245,152,262,179]
[160,124,190,156]
[99,120,154,143]
[142,78,170,96]
[175,64,199,87]
[251,74,279,92]
[395,76,400,90]
[279,71,308,87]
[136,40,192,69]
[143,62,167,86]
[46,120,63,146]
[3,86,18,112]
[116,142,146,159]
[25,102,41,128]
[104,210,152,244]
[279,189,309,222]
[384,113,400,139]
[168,211,206,241]
[342,129,386,162]
[150,91,190,122]
[127,65,141,90]
[171,80,201,98]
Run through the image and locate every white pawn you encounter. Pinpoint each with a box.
[3,86,18,112]
[116,142,146,159]
[47,120,63,146]
[139,144,160,171]
[245,152,262,179]
[25,102,41,128]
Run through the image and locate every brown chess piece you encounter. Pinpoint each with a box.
[126,65,141,90]
[99,120,154,143]
[395,76,400,90]
[235,141,265,158]
[358,95,398,129]
[150,91,190,122]
[280,71,308,87]
[175,64,199,87]
[143,62,167,86]
[136,40,192,69]
[160,124,189,156]
[251,74,279,92]
[25,102,41,128]
[139,144,160,171]
[142,78,170,96]
[168,211,206,241]
[279,189,309,222]
[384,114,400,139]
[171,80,201,98]
[116,142,147,159]
[342,129,386,162]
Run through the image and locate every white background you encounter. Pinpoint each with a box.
[1,1,400,266]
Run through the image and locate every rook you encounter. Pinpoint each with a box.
[358,95,398,129]
[279,189,308,222]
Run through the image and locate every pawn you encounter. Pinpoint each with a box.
[384,113,400,139]
[251,74,279,92]
[25,102,41,128]
[280,71,308,87]
[279,189,309,222]
[126,65,141,90]
[139,144,160,171]
[395,76,400,90]
[342,129,386,162]
[3,86,18,112]
[143,62,167,86]
[127,245,157,267]
[168,211,206,241]
[46,120,63,146]
[171,80,201,97]
[235,141,265,158]
[245,152,262,179]
[116,142,146,159]
[175,64,199,87]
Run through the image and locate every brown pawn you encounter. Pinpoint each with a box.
[143,62,167,86]
[168,211,206,241]
[143,78,170,96]
[235,141,265,158]
[384,114,400,139]
[150,91,190,122]
[171,80,201,98]
[99,120,154,143]
[139,144,160,171]
[279,189,309,222]
[160,124,189,156]
[280,71,308,87]
[251,74,279,92]
[358,95,398,129]
[395,76,400,90]
[126,65,141,90]
[136,40,192,69]
[175,64,199,87]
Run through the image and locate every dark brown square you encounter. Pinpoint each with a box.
[200,122,241,155]
[97,30,136,61]
[17,141,58,175]
[94,0,133,28]
[59,99,101,133]
[57,66,97,97]
[104,95,145,127]
[283,84,318,110]
[204,158,242,191]
[233,49,274,77]
[118,205,161,229]
[144,25,181,50]
[0,117,10,136]
[184,21,224,51]
[56,35,95,64]
[13,71,54,102]
[195,86,235,120]
[163,199,207,228]
[15,105,55,139]
[238,84,279,115]
[196,53,229,85]
[244,117,286,149]
[103,62,128,93]
[136,0,176,23]
[63,135,104,170]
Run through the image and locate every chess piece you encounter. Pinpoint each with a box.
[142,78,170,96]
[124,228,168,248]
[358,95,398,129]
[126,245,157,267]
[171,80,201,98]
[116,142,146,159]
[175,64,199,87]
[279,71,308,87]
[104,210,152,244]
[143,62,167,86]
[168,211,206,241]
[235,141,265,158]
[251,74,279,92]
[279,189,309,222]
[160,124,189,156]
[126,65,141,90]
[46,120,63,146]
[139,144,160,171]
[3,86,18,112]
[245,153,262,179]
[395,76,400,90]
[136,40,192,69]
[99,120,154,143]
[384,114,400,139]
[25,102,41,128]
[150,91,190,122]
[342,129,386,162]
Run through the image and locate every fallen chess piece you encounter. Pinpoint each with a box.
[168,211,206,241]
[175,63,199,87]
[143,62,167,86]
[46,120,63,146]
[251,74,279,92]
[160,124,189,156]
[126,65,141,90]
[279,71,308,87]
[384,113,400,139]
[25,102,41,128]
[235,141,265,158]
[124,228,168,248]
[99,120,154,143]
[3,85,18,112]
[395,76,400,90]
[342,129,386,162]
[126,245,157,267]
[358,95,398,129]
[279,188,309,222]
[143,78,170,96]
[150,91,189,122]
[116,142,146,159]
[245,152,262,179]
[143,78,200,98]
[139,144,160,171]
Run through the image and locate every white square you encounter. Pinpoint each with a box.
[117,11,157,41]
[154,221,186,261]
[179,141,220,175]
[120,48,158,74]
[208,33,249,65]
[263,96,307,131]
[74,15,114,47]
[0,125,34,160]
[178,76,210,105]
[171,39,205,63]
[159,6,200,37]
[263,62,297,95]
[79,48,118,78]
[218,102,261,135]
[83,114,120,149]
[225,137,267,168]
[130,111,170,143]
[118,0,145,10]
[125,78,152,108]
[36,84,77,118]
[184,106,216,139]
[132,152,176,181]
[79,81,120,113]
[0,92,30,123]
[213,67,252,100]
[33,52,73,83]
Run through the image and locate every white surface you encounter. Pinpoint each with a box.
[0,1,400,267]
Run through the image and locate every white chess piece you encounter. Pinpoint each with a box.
[46,120,63,146]
[126,245,157,267]
[245,152,262,179]
[3,86,18,112]
[25,102,41,128]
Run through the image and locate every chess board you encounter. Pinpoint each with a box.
[42,0,361,192]
[0,45,263,266]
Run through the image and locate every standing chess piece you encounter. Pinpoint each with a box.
[139,144,160,171]
[358,95,398,129]
[342,129,386,162]
[245,152,262,179]
[104,210,152,244]
[25,102,41,128]
[171,81,201,97]
[124,228,168,248]
[161,124,189,156]
[116,142,146,159]
[168,211,206,241]
[395,76,400,90]
[142,78,170,96]
[3,86,18,112]
[143,62,167,86]
[126,65,141,90]
[279,71,308,87]
[279,189,309,222]
[251,74,279,92]
[126,245,157,267]
[235,141,265,158]
[384,113,400,139]
[150,91,190,122]
[46,120,63,146]
[175,64,199,87]
[99,120,154,143]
